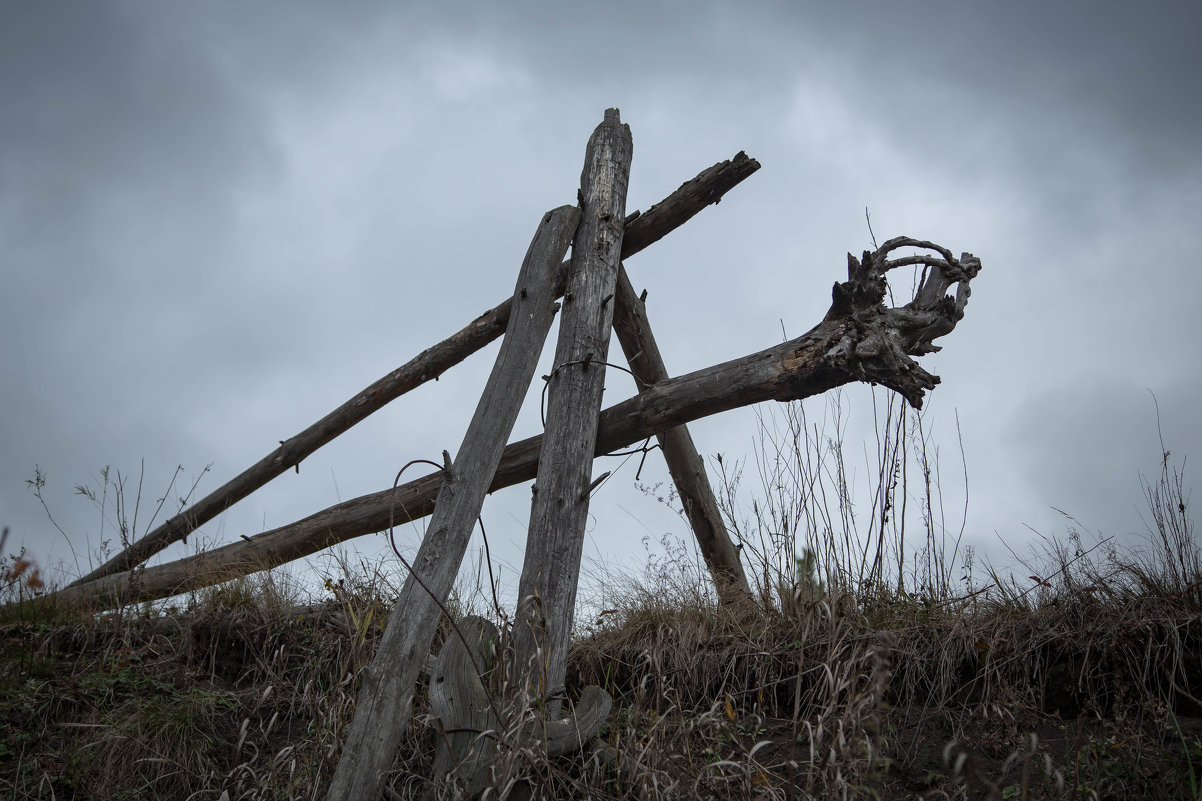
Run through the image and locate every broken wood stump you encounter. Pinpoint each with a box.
[424,616,611,798]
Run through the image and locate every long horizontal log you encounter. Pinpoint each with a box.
[68,152,762,587]
[29,239,980,613]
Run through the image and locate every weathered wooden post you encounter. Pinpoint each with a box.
[511,108,634,710]
[324,206,579,801]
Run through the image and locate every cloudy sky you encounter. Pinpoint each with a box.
[3,0,1199,604]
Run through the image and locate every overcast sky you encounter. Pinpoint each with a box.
[3,0,1199,605]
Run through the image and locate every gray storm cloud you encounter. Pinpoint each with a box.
[2,0,1198,598]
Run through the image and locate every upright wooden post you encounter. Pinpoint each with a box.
[512,109,634,706]
[611,264,753,606]
[324,206,579,801]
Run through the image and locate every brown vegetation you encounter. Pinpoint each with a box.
[3,404,1198,800]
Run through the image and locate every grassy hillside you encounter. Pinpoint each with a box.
[3,406,1198,799]
[3,553,1199,800]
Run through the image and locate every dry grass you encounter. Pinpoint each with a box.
[3,552,1197,800]
[2,397,1199,799]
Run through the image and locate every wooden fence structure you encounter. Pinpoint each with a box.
[17,109,981,799]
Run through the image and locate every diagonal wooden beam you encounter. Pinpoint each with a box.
[69,152,761,587]
[610,264,753,606]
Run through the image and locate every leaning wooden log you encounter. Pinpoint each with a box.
[68,152,762,588]
[322,206,577,801]
[611,263,753,607]
[20,239,980,614]
[511,108,633,714]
